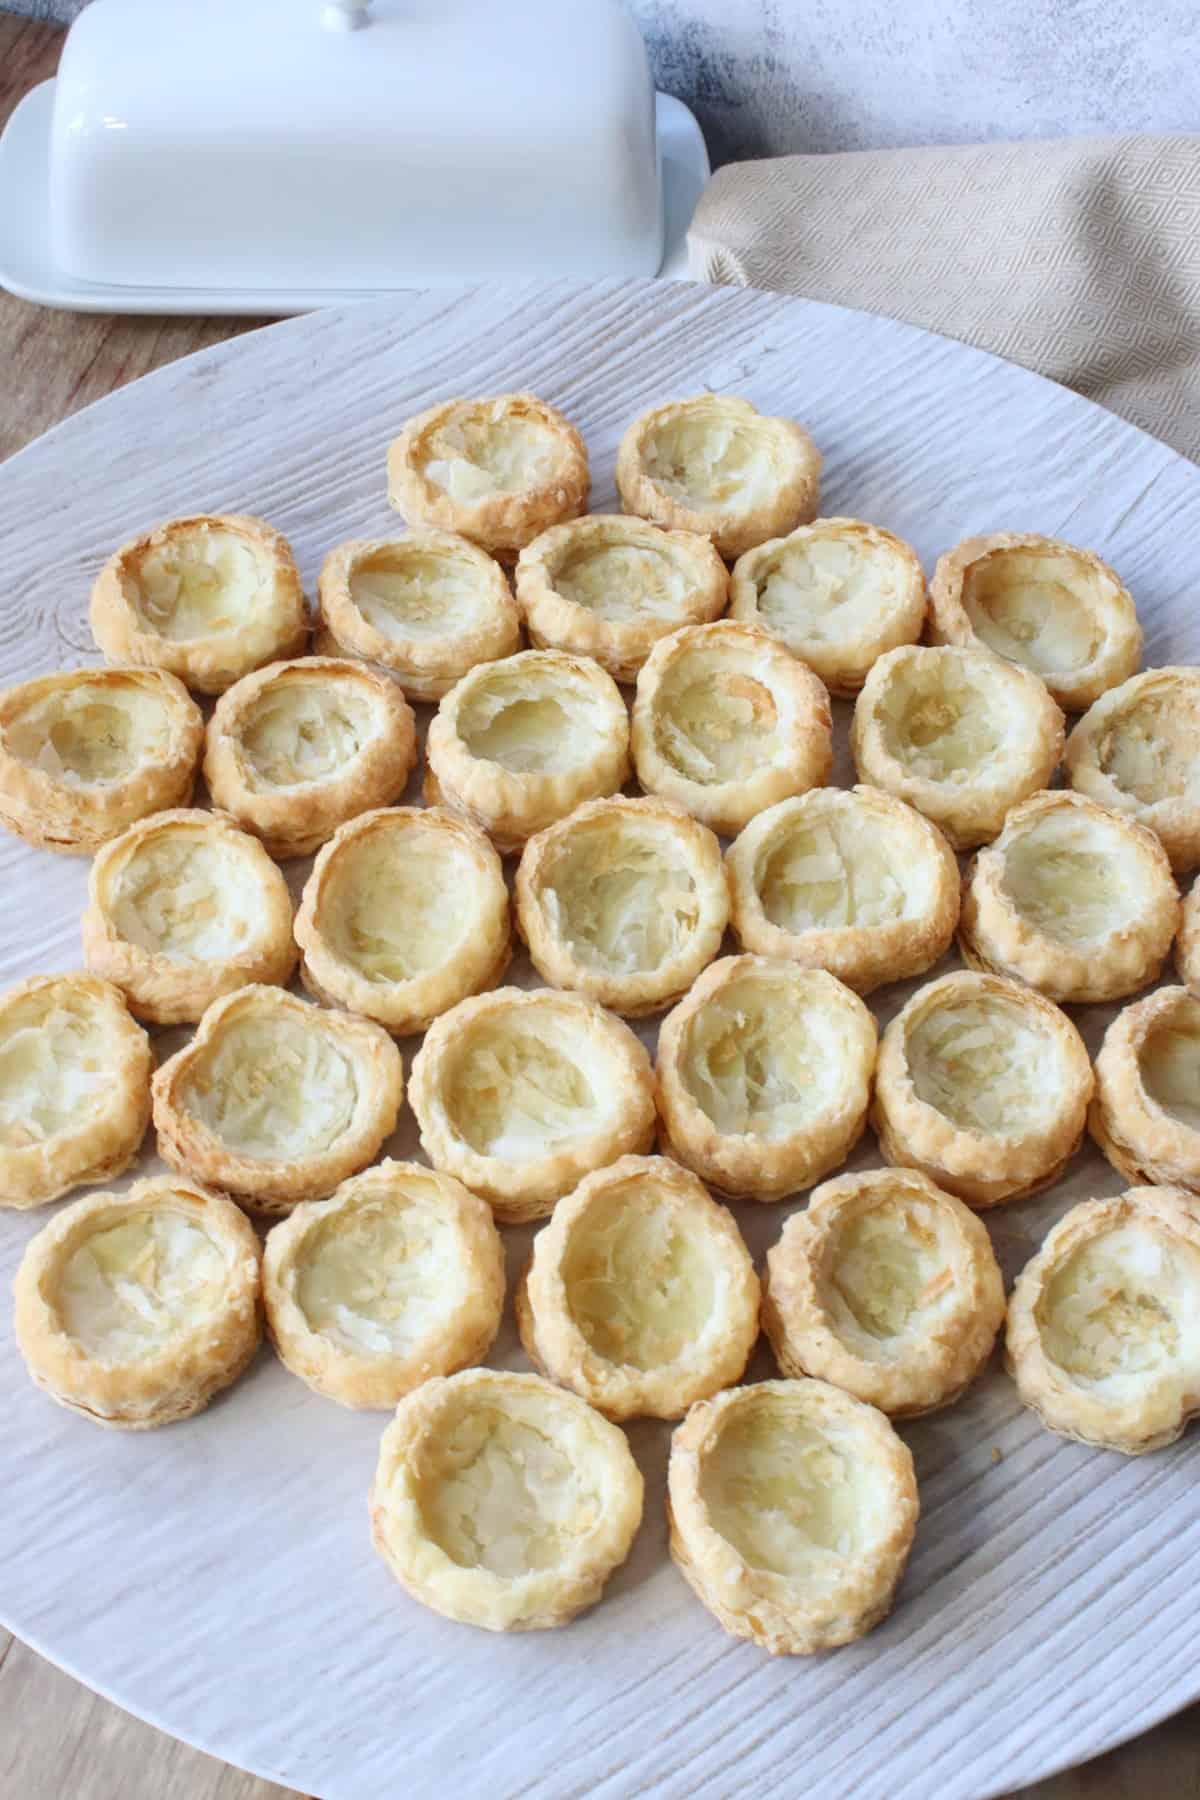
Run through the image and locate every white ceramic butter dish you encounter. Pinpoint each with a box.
[0,0,709,314]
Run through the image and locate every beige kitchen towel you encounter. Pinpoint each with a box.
[688,135,1200,461]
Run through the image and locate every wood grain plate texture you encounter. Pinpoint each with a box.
[0,279,1198,1800]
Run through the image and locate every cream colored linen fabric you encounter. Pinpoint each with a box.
[688,135,1200,460]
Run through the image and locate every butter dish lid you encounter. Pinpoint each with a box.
[50,0,665,291]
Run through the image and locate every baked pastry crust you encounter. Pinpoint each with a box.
[409,986,656,1224]
[726,785,959,995]
[81,808,297,1026]
[387,393,589,561]
[1064,667,1200,873]
[515,1154,760,1422]
[631,621,833,836]
[959,789,1180,1003]
[762,1168,1006,1416]
[152,984,404,1217]
[514,795,729,1018]
[666,1377,918,1655]
[14,1174,261,1429]
[425,649,630,853]
[928,532,1141,713]
[1090,986,1200,1193]
[1006,1185,1200,1454]
[0,666,203,855]
[90,514,308,695]
[872,969,1092,1208]
[203,656,417,860]
[515,515,728,683]
[850,643,1065,850]
[1178,874,1200,993]
[729,517,926,696]
[263,1159,504,1409]
[370,1367,643,1631]
[295,805,510,1036]
[656,954,877,1203]
[316,531,521,702]
[616,396,821,561]
[0,973,150,1210]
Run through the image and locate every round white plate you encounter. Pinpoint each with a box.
[1,279,1198,1800]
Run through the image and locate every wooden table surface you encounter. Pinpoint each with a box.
[0,16,1195,1798]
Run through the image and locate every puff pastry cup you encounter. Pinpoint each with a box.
[762,1168,1006,1417]
[315,530,521,702]
[928,532,1142,713]
[872,970,1092,1209]
[655,954,877,1203]
[409,986,656,1224]
[1007,1185,1200,1454]
[514,515,728,683]
[851,643,1065,850]
[515,1154,760,1422]
[263,1160,504,1409]
[958,790,1180,1004]
[1090,987,1200,1194]
[90,514,308,696]
[371,1367,643,1632]
[425,649,630,853]
[14,1175,261,1429]
[726,786,959,996]
[203,656,417,860]
[0,667,203,855]
[152,985,404,1217]
[295,806,510,1037]
[1064,667,1200,873]
[729,518,926,696]
[514,795,729,1018]
[631,621,833,837]
[666,1377,918,1656]
[0,974,150,1210]
[1178,875,1200,993]
[81,809,297,1027]
[615,396,821,561]
[387,393,589,561]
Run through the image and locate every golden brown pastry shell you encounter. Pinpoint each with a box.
[1064,666,1200,873]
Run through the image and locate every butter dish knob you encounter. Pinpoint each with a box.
[321,0,371,30]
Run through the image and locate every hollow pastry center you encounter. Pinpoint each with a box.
[127,528,268,641]
[0,994,113,1148]
[6,683,169,786]
[424,412,563,500]
[318,827,478,983]
[552,541,692,623]
[653,652,783,784]
[961,549,1104,677]
[444,1020,607,1161]
[1037,1223,1200,1380]
[238,682,375,790]
[415,1400,605,1577]
[106,832,270,962]
[700,1403,884,1573]
[641,413,781,509]
[755,811,927,932]
[349,545,490,640]
[680,977,850,1139]
[58,1209,225,1359]
[1000,816,1139,940]
[456,672,604,773]
[1140,1006,1200,1133]
[561,1182,717,1369]
[906,996,1065,1134]
[182,1015,359,1159]
[1096,692,1200,805]
[827,1199,959,1342]
[754,535,906,644]
[296,1189,464,1356]
[881,664,1004,781]
[538,825,702,974]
